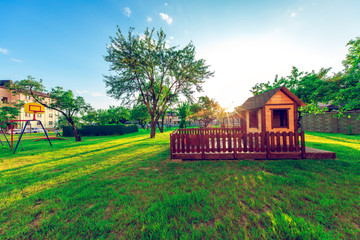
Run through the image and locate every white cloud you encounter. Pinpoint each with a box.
[76,90,104,97]
[91,92,104,97]
[123,7,131,17]
[76,90,89,94]
[0,48,8,54]
[169,36,174,41]
[291,12,297,18]
[10,58,21,63]
[159,13,173,25]
[164,2,168,6]
[146,16,152,22]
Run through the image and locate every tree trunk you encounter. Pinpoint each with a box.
[157,116,165,133]
[150,120,157,138]
[71,121,81,142]
[140,121,146,130]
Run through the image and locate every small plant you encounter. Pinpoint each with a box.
[347,125,353,135]
[179,119,186,129]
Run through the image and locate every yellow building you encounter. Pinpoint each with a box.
[0,80,59,129]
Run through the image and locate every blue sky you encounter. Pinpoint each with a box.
[1,0,360,110]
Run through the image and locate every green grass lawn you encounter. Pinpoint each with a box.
[0,129,359,239]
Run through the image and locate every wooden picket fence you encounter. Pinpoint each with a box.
[170,128,306,160]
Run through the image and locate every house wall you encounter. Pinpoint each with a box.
[0,86,58,129]
[264,91,296,132]
[164,115,180,124]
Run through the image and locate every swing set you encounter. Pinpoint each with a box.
[2,102,52,154]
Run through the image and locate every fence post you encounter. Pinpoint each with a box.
[300,131,306,159]
[266,132,270,159]
[201,131,205,159]
[170,133,173,159]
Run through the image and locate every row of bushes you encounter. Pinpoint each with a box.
[62,125,138,137]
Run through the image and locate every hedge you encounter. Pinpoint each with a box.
[62,125,138,137]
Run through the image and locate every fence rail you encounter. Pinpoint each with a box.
[170,129,306,160]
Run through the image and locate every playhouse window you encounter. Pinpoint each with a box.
[272,109,289,128]
[249,111,258,128]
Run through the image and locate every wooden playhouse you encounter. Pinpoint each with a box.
[170,87,336,160]
[238,86,306,133]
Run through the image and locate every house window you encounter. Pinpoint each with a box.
[26,95,31,100]
[249,111,258,128]
[49,113,53,118]
[272,109,289,128]
[49,121,53,126]
[25,113,30,117]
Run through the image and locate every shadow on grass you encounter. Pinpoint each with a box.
[0,137,151,175]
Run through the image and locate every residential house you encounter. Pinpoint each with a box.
[0,80,59,129]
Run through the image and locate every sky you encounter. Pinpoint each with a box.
[1,0,360,111]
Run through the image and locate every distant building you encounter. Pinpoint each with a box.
[164,112,180,124]
[0,80,59,129]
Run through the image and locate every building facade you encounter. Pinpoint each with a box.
[0,80,59,129]
[164,112,180,125]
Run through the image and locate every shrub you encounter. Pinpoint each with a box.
[62,125,138,137]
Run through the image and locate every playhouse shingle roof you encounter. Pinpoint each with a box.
[239,87,282,110]
[238,86,306,111]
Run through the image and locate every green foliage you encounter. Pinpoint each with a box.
[56,115,81,129]
[179,119,186,128]
[80,109,98,125]
[130,103,151,129]
[62,124,138,137]
[0,105,21,129]
[332,37,360,117]
[104,27,214,138]
[251,67,338,107]
[191,96,223,127]
[96,106,130,125]
[177,102,191,128]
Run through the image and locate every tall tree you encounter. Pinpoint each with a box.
[333,36,360,116]
[95,106,130,125]
[177,102,191,128]
[9,76,91,141]
[130,103,151,129]
[104,27,214,138]
[250,67,339,113]
[192,96,222,128]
